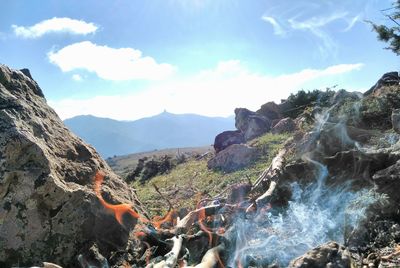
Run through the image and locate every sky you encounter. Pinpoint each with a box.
[0,0,399,120]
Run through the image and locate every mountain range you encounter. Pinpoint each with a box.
[64,111,235,158]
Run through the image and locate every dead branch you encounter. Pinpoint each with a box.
[175,204,223,231]
[246,148,287,213]
[196,151,211,160]
[153,183,173,211]
[246,181,276,213]
[251,148,286,193]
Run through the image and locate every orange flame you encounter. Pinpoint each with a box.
[198,207,213,247]
[152,209,177,230]
[94,171,148,224]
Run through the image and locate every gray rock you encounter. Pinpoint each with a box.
[257,101,282,120]
[213,130,244,153]
[288,241,351,268]
[20,68,33,80]
[0,64,146,267]
[271,117,296,134]
[235,108,271,141]
[207,144,258,172]
[392,109,400,134]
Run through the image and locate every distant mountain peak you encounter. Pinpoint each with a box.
[64,112,235,157]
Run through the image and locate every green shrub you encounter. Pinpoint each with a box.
[283,89,335,118]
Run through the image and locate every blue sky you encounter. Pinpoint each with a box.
[0,0,398,120]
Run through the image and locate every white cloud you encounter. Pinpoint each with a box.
[72,74,83,81]
[12,17,97,38]
[48,41,176,81]
[49,61,364,121]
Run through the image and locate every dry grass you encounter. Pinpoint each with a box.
[132,133,290,216]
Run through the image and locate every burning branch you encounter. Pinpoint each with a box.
[94,171,148,224]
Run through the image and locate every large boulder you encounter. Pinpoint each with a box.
[235,108,271,141]
[207,144,258,172]
[365,72,400,96]
[271,117,296,134]
[213,130,244,153]
[0,65,146,267]
[257,101,282,120]
[288,242,351,268]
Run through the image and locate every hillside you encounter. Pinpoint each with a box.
[64,111,234,157]
[131,133,289,215]
[107,145,213,176]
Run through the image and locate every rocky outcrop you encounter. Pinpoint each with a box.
[0,65,146,267]
[213,130,244,153]
[235,108,271,141]
[207,144,258,172]
[365,72,400,96]
[257,101,282,120]
[271,117,296,134]
[288,242,351,268]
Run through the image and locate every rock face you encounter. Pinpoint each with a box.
[0,65,146,267]
[213,130,244,153]
[288,242,351,268]
[235,108,271,141]
[207,144,258,172]
[271,117,296,134]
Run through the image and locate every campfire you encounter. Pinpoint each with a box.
[91,146,382,267]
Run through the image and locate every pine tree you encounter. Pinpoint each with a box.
[370,0,400,55]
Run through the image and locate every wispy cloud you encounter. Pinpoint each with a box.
[12,17,97,38]
[287,12,349,56]
[261,0,373,57]
[261,16,286,36]
[48,41,176,81]
[343,15,362,32]
[49,60,363,120]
